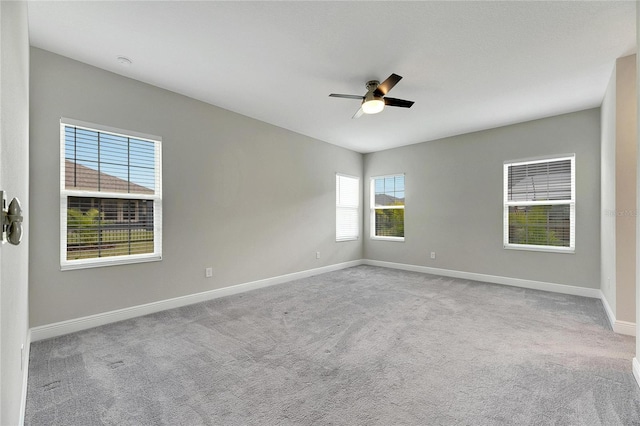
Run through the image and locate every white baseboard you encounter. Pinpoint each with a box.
[599,290,636,336]
[634,358,640,389]
[614,321,637,336]
[31,259,633,342]
[30,260,363,342]
[600,291,617,330]
[19,328,31,426]
[363,259,602,298]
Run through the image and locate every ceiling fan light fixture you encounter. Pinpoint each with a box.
[329,74,412,118]
[362,96,384,114]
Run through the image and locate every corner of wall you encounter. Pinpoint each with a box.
[601,61,617,317]
[635,0,640,378]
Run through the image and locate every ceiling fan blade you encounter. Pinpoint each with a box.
[352,107,364,119]
[329,94,365,100]
[384,97,414,108]
[374,73,402,96]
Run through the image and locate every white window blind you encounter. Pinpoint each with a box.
[503,155,575,253]
[371,174,405,241]
[60,118,162,270]
[336,174,359,241]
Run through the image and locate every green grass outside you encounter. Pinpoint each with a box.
[67,229,154,260]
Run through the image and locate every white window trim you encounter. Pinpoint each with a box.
[336,173,360,242]
[503,154,575,254]
[370,174,405,242]
[60,118,163,270]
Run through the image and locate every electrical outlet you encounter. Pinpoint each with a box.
[430,252,436,259]
[316,251,321,259]
[205,267,213,278]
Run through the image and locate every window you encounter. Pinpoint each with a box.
[336,174,359,241]
[60,118,162,269]
[371,174,405,241]
[503,154,575,253]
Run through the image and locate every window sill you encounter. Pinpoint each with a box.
[61,253,162,271]
[504,244,574,254]
[371,236,405,242]
[336,237,359,242]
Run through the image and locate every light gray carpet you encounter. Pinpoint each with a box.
[25,266,640,425]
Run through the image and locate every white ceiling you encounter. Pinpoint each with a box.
[27,1,636,153]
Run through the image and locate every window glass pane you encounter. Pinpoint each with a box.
[336,175,359,241]
[336,175,359,208]
[337,207,359,240]
[374,179,384,194]
[62,121,162,268]
[64,125,157,195]
[374,175,405,207]
[67,196,155,261]
[74,128,99,165]
[508,159,571,202]
[375,208,404,238]
[98,164,130,193]
[508,205,570,247]
[384,177,395,194]
[504,156,574,251]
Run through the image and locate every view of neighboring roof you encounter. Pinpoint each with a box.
[374,194,405,206]
[65,160,154,194]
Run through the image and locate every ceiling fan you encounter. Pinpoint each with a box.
[329,73,415,119]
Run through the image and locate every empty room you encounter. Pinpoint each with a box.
[2,1,640,424]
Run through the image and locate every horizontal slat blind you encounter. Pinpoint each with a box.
[504,155,574,252]
[507,159,572,202]
[374,209,405,238]
[61,119,162,268]
[66,197,155,260]
[336,174,359,241]
[64,126,158,194]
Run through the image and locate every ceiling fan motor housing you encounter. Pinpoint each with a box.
[366,80,380,92]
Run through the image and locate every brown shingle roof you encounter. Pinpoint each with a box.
[65,160,154,194]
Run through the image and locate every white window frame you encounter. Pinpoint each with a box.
[503,154,575,253]
[60,118,163,270]
[370,174,405,242]
[336,173,360,242]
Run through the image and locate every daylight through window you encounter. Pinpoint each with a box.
[60,119,162,269]
[371,174,405,241]
[336,174,360,241]
[503,155,575,253]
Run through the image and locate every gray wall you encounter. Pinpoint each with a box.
[602,62,617,312]
[364,109,601,289]
[0,2,30,425]
[30,48,362,327]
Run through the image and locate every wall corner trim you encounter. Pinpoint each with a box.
[30,260,363,342]
[633,358,640,389]
[600,291,617,329]
[600,290,637,336]
[613,320,637,336]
